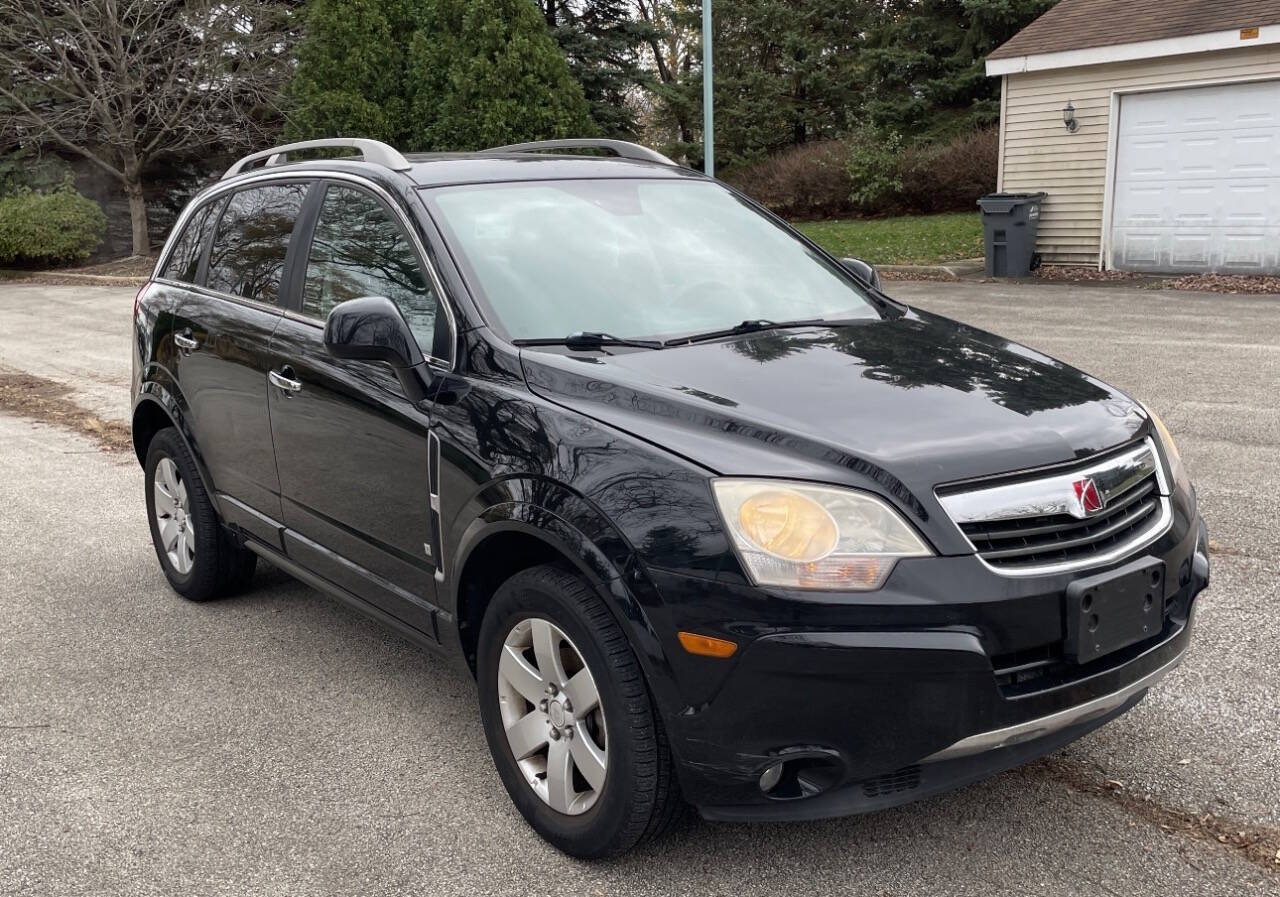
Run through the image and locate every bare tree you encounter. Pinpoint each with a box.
[0,1,291,255]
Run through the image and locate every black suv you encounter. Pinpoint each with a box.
[132,137,1209,858]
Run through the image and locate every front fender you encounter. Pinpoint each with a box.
[448,493,684,722]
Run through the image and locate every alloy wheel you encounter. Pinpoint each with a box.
[153,456,195,575]
[496,617,607,815]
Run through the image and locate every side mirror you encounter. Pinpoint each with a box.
[841,257,882,291]
[324,295,431,402]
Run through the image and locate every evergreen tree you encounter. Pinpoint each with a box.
[861,0,1057,140]
[538,1,659,138]
[285,0,425,145]
[696,0,873,168]
[409,0,594,151]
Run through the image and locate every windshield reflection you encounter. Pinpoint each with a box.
[425,179,879,342]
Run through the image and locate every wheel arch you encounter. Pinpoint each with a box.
[132,383,216,502]
[450,506,678,712]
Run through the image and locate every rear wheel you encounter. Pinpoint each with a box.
[144,428,256,601]
[477,565,682,858]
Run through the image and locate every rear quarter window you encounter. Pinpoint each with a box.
[205,182,309,304]
[159,200,220,284]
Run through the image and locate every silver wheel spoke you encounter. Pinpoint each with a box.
[499,644,544,704]
[562,669,599,718]
[153,483,176,517]
[159,459,180,498]
[545,737,574,814]
[568,728,607,791]
[157,517,179,551]
[497,616,607,816]
[505,709,550,760]
[156,516,176,545]
[531,618,568,685]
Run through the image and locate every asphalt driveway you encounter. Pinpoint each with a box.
[1,281,1277,895]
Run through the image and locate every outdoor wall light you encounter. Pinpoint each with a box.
[1063,100,1078,133]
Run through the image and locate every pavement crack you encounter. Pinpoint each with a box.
[1030,756,1280,876]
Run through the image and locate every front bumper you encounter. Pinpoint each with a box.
[651,513,1210,821]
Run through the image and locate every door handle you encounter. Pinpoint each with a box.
[268,368,303,393]
[174,331,199,351]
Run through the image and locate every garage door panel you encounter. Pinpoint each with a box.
[1120,132,1278,181]
[1171,234,1212,267]
[1117,232,1162,266]
[1116,180,1280,220]
[1119,82,1280,136]
[1112,80,1280,274]
[1115,228,1278,272]
[1223,233,1271,268]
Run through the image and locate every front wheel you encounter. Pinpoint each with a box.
[476,565,682,857]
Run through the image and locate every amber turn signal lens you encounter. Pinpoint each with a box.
[677,631,738,658]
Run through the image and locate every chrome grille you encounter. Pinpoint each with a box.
[961,474,1160,569]
[938,439,1172,576]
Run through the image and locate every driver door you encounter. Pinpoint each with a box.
[268,180,447,636]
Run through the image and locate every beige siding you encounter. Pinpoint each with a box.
[1000,45,1280,266]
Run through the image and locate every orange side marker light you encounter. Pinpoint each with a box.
[677,631,738,658]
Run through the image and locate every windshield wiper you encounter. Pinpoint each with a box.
[513,331,664,351]
[663,318,828,347]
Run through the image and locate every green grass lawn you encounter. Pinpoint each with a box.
[793,212,983,266]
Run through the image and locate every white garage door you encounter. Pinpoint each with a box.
[1111,79,1280,274]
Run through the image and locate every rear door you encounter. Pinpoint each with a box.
[171,180,311,545]
[267,179,448,635]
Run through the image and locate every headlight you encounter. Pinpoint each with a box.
[712,479,932,590]
[1144,405,1190,491]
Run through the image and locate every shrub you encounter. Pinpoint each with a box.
[0,182,107,266]
[846,129,906,213]
[723,140,856,220]
[897,127,999,214]
[848,127,998,215]
[727,127,998,220]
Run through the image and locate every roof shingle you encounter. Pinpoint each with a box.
[988,0,1280,61]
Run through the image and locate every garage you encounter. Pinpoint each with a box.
[1110,80,1280,274]
[986,0,1280,272]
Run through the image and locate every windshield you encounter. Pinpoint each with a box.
[423,179,880,342]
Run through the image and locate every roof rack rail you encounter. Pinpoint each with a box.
[480,139,676,166]
[223,138,412,180]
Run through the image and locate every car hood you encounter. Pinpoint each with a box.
[520,309,1147,511]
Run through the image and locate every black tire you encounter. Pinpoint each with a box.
[477,564,683,858]
[144,428,256,601]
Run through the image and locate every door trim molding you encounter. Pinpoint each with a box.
[243,538,446,647]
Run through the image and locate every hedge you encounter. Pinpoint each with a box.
[725,128,999,220]
[0,184,107,266]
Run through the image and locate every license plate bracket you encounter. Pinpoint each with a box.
[1065,558,1166,663]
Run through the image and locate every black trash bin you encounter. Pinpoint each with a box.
[977,192,1046,277]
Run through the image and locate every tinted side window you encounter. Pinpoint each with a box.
[206,183,309,304]
[159,200,219,284]
[302,185,439,351]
